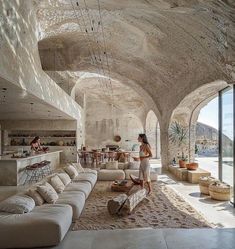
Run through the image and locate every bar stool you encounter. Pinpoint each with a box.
[107,151,117,161]
[24,163,43,185]
[91,152,102,167]
[39,160,52,176]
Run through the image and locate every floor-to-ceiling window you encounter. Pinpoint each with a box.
[219,86,235,206]
[196,96,218,178]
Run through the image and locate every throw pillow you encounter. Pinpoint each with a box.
[72,162,85,173]
[0,195,35,214]
[27,188,44,206]
[37,182,58,204]
[64,165,78,179]
[106,161,118,170]
[50,175,65,193]
[57,172,71,186]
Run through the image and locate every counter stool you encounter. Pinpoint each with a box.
[39,160,52,175]
[24,164,43,185]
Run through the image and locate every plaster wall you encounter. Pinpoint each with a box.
[85,98,143,150]
[0,0,81,120]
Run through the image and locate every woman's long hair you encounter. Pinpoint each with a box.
[30,136,40,145]
[138,134,150,146]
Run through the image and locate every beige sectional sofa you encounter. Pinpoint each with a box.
[97,162,158,181]
[0,167,97,249]
[0,162,157,249]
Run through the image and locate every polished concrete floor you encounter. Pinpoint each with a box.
[45,228,235,249]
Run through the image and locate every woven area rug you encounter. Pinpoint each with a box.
[72,180,213,230]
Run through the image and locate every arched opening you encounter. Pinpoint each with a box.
[195,96,219,178]
[169,80,228,167]
[145,110,160,159]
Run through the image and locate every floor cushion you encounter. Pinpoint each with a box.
[98,169,125,181]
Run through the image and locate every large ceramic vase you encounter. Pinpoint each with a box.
[186,162,198,170]
[179,160,186,168]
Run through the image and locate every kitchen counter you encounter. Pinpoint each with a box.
[0,150,62,186]
[0,150,63,161]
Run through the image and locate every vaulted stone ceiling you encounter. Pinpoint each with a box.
[36,0,235,126]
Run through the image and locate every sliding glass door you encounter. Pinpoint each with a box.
[219,86,234,206]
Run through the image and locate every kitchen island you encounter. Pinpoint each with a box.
[0,150,62,186]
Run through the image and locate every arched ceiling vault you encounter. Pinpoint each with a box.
[36,0,235,125]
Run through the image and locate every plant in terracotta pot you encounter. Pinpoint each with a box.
[178,152,188,168]
[169,121,188,168]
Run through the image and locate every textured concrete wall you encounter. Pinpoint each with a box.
[85,99,143,150]
[0,0,82,120]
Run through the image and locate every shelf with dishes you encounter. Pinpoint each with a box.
[7,130,77,147]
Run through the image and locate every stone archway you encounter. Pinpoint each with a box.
[145,110,160,159]
[169,80,228,164]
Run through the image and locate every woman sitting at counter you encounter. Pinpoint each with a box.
[30,136,42,152]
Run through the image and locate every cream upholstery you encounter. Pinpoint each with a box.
[37,182,59,204]
[0,166,98,248]
[64,165,78,179]
[98,169,125,181]
[56,191,86,221]
[0,204,72,248]
[0,195,35,214]
[64,181,92,199]
[50,175,65,193]
[73,172,97,188]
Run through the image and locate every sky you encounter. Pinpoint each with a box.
[198,97,218,130]
[198,89,233,140]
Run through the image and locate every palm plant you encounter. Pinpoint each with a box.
[169,121,188,161]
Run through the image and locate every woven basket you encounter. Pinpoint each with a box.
[199,176,218,195]
[209,182,232,201]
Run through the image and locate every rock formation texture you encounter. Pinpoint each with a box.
[35,0,235,166]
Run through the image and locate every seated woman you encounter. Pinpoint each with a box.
[30,136,42,152]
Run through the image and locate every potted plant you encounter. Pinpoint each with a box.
[178,152,188,168]
[169,121,188,168]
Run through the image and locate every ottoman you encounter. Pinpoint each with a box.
[98,169,125,181]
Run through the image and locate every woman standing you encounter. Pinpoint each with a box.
[131,134,152,194]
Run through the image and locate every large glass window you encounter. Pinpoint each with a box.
[219,86,234,205]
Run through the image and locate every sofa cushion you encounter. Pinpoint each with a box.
[37,182,59,204]
[73,172,97,188]
[64,181,92,199]
[57,172,71,186]
[72,162,85,172]
[27,188,44,206]
[98,169,125,181]
[56,191,86,221]
[82,168,98,175]
[125,169,158,181]
[64,165,78,179]
[0,195,35,214]
[106,161,118,170]
[50,175,65,193]
[0,204,72,248]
